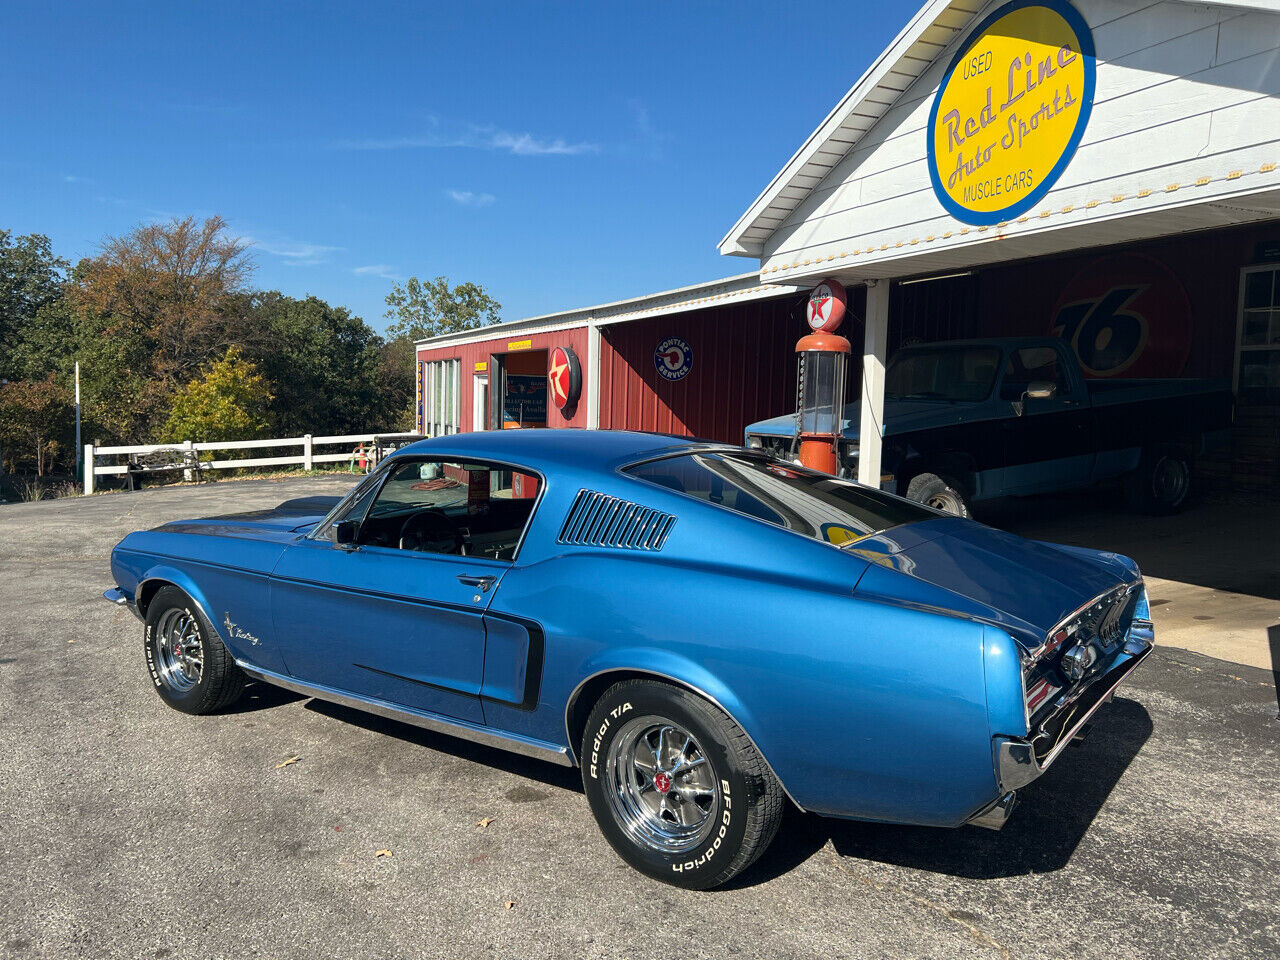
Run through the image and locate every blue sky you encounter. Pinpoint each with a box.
[1,1,911,332]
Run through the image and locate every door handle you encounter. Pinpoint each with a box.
[457,574,497,593]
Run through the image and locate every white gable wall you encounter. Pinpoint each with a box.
[758,0,1280,281]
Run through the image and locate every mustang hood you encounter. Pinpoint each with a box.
[154,495,341,543]
[746,399,990,442]
[854,517,1140,644]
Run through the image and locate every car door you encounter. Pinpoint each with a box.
[269,457,539,723]
[997,344,1093,493]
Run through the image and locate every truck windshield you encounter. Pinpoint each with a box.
[625,451,937,547]
[885,346,1001,402]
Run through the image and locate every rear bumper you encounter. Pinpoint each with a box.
[997,625,1154,794]
[967,618,1154,829]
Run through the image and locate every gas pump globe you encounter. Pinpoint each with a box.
[795,279,850,475]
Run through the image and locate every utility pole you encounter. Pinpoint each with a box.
[75,362,83,490]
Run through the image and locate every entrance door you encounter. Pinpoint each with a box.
[474,374,489,431]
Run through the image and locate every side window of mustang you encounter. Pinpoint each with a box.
[351,459,539,561]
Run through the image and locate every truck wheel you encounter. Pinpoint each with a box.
[1124,447,1193,515]
[144,586,246,714]
[580,679,784,890]
[906,472,972,518]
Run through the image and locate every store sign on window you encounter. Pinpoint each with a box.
[927,0,1095,225]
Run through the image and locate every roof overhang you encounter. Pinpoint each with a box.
[720,0,1280,262]
[415,273,802,351]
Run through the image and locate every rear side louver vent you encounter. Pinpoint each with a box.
[557,489,676,551]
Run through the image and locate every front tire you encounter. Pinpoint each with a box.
[580,679,784,889]
[144,586,245,714]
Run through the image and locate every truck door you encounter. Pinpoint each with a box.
[997,344,1093,493]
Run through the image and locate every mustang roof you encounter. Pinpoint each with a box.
[396,429,726,473]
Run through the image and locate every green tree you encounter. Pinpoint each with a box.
[240,291,384,435]
[0,230,68,380]
[383,276,500,342]
[0,374,74,476]
[161,347,273,444]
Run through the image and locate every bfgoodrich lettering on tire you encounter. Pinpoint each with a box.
[144,586,245,715]
[580,679,784,890]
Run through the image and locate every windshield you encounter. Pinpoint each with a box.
[625,450,937,547]
[885,346,1000,402]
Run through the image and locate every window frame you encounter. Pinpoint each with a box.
[1236,263,1280,399]
[418,358,463,436]
[310,454,547,563]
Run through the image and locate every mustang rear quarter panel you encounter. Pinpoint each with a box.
[489,478,999,826]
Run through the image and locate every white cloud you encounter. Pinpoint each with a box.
[63,174,89,184]
[246,236,342,267]
[445,189,496,207]
[353,264,403,282]
[334,123,598,157]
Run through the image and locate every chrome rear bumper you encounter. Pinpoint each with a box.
[997,625,1154,795]
[967,619,1154,830]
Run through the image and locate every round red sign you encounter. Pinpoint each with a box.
[548,345,582,409]
[807,279,847,333]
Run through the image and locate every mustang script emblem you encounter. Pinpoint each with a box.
[223,613,260,646]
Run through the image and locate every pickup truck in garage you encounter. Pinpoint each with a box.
[744,337,1233,517]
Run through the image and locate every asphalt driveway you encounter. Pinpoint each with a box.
[1,477,1277,960]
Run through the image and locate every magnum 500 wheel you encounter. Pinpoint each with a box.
[144,586,245,714]
[580,679,784,889]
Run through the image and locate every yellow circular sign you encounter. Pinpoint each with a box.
[927,0,1095,225]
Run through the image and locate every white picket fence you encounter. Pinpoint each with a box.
[83,432,423,494]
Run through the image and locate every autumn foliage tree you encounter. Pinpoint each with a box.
[0,375,74,476]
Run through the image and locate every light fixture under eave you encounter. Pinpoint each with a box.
[897,270,975,286]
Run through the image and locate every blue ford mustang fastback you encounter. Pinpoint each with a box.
[105,429,1153,888]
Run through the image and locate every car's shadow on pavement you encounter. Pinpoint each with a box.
[301,696,585,794]
[729,697,1153,888]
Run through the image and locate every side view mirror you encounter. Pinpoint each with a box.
[1012,381,1057,417]
[334,519,360,548]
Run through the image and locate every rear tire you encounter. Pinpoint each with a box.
[906,471,972,518]
[1124,447,1193,515]
[144,586,245,714]
[580,679,783,890]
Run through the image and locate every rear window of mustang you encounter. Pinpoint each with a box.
[625,451,937,547]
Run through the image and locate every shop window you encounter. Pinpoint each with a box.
[1238,266,1280,403]
[420,359,461,435]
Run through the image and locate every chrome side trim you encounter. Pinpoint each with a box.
[236,661,572,767]
[563,667,806,812]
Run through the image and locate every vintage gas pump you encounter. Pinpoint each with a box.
[794,279,850,475]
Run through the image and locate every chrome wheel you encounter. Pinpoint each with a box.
[605,716,719,855]
[154,607,204,693]
[926,491,963,514]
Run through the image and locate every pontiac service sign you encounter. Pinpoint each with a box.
[927,0,1095,225]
